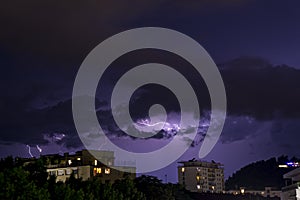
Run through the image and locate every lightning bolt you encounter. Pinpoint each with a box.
[52,133,65,141]
[26,145,33,158]
[137,119,181,133]
[137,120,167,127]
[36,145,42,153]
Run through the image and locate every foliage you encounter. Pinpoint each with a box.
[134,175,176,200]
[225,156,299,190]
[0,156,181,200]
[0,166,50,200]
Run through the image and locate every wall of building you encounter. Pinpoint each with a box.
[45,150,136,184]
[281,167,300,200]
[178,160,224,193]
[47,166,83,182]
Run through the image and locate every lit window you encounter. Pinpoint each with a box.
[181,168,185,173]
[94,160,98,166]
[196,176,200,181]
[94,168,101,174]
[105,168,110,174]
[77,157,81,161]
[58,169,64,176]
[68,160,72,165]
[49,171,56,176]
[66,169,72,175]
[197,185,201,190]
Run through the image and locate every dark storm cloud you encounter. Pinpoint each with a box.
[0,0,158,62]
[0,0,255,64]
[270,119,300,152]
[221,57,300,119]
[1,0,245,108]
[2,55,300,147]
[1,0,300,149]
[218,57,300,144]
[0,96,101,147]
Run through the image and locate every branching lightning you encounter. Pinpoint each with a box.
[137,119,180,134]
[137,120,166,127]
[52,133,65,141]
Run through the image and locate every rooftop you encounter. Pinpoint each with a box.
[178,158,224,168]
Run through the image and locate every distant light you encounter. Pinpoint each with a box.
[68,160,72,165]
[77,157,81,161]
[94,160,97,166]
[279,164,288,168]
[197,185,201,190]
[286,162,300,167]
[240,188,245,194]
[181,167,185,173]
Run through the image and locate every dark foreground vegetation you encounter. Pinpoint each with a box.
[0,156,284,200]
[0,156,185,200]
[226,156,299,190]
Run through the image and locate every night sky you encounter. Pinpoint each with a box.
[1,0,300,182]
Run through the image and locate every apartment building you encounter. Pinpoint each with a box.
[178,159,224,193]
[44,149,135,183]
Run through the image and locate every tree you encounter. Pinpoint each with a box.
[24,158,48,186]
[0,167,50,199]
[135,175,175,200]
[114,177,145,200]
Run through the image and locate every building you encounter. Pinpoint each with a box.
[178,159,224,193]
[43,149,136,183]
[281,167,300,200]
[227,187,281,198]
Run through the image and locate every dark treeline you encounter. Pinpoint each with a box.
[0,156,183,200]
[226,155,299,190]
[0,156,290,199]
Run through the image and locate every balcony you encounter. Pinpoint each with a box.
[282,182,300,192]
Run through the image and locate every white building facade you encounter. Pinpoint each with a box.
[281,167,300,200]
[178,159,224,193]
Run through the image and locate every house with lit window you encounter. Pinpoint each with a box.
[281,167,300,200]
[227,187,281,198]
[178,159,224,193]
[43,149,136,183]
